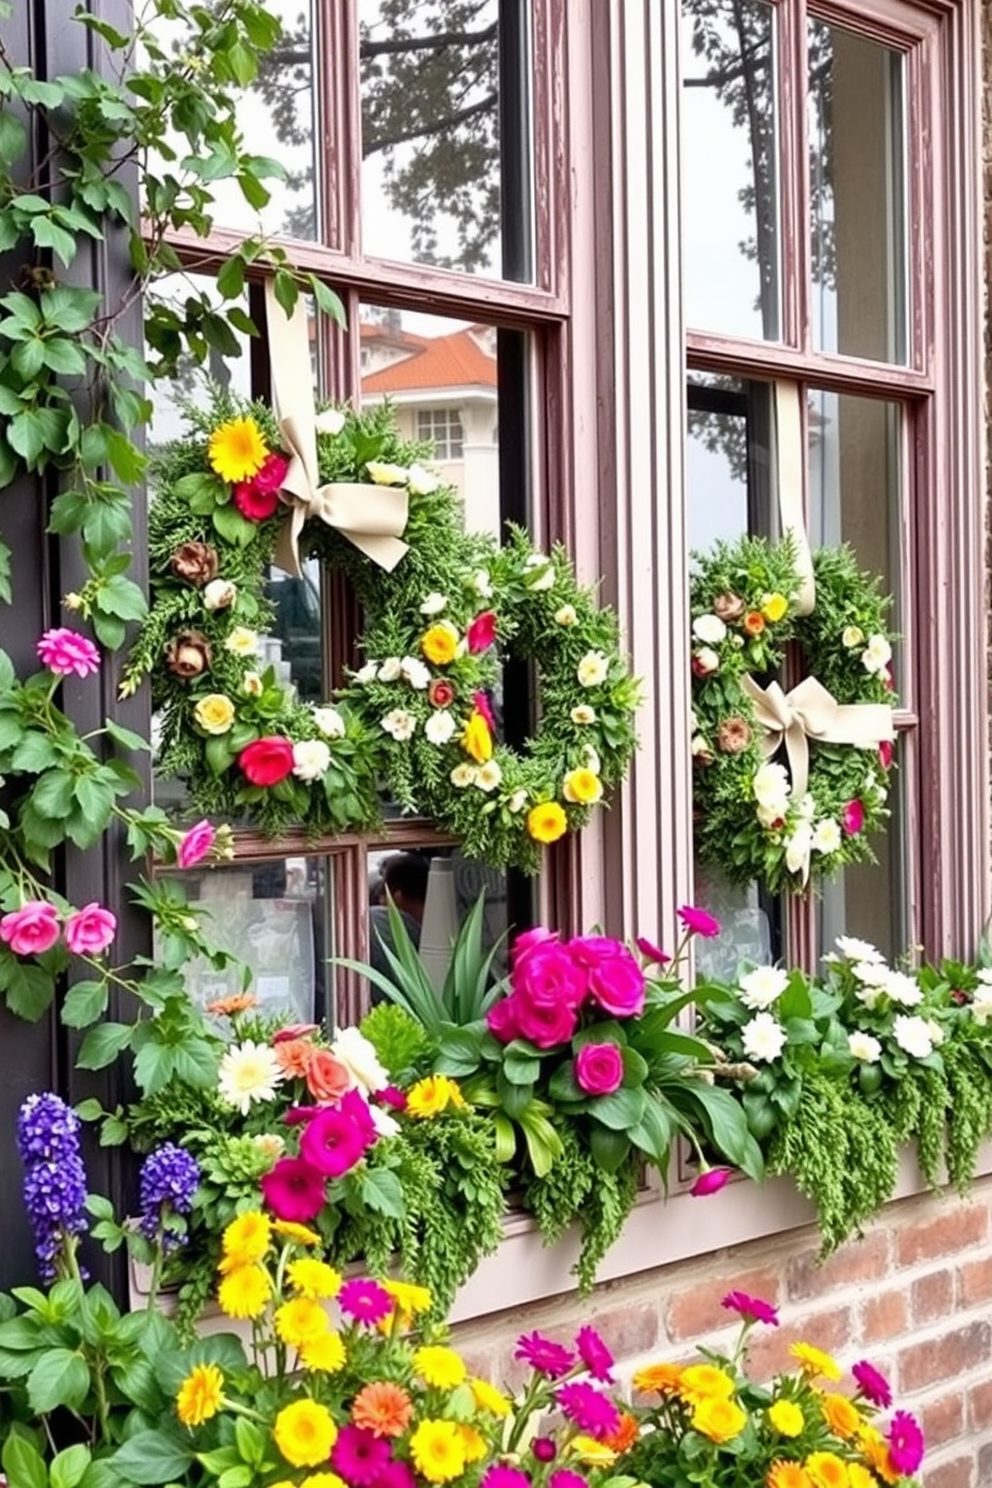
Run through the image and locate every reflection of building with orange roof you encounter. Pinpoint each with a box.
[360,311,498,536]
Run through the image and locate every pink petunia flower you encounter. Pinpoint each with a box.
[514,1331,575,1378]
[677,905,721,938]
[636,936,671,966]
[852,1359,892,1408]
[370,1464,416,1488]
[690,1166,734,1197]
[260,1155,326,1222]
[555,1381,620,1440]
[481,1470,531,1488]
[331,1425,392,1486]
[549,1472,589,1488]
[575,1324,615,1382]
[0,902,61,957]
[377,1085,407,1111]
[251,451,290,495]
[466,610,498,654]
[338,1277,393,1326]
[64,904,117,956]
[177,819,216,869]
[887,1410,924,1474]
[721,1291,779,1327]
[36,628,101,678]
[300,1103,373,1177]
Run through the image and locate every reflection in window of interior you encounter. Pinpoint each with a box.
[817,759,908,963]
[808,21,906,364]
[358,0,534,280]
[416,408,465,460]
[680,0,779,339]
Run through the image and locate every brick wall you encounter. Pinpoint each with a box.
[451,1175,992,1485]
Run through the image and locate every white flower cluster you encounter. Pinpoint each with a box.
[842,624,892,677]
[830,936,942,1061]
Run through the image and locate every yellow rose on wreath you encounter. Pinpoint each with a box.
[193,693,236,734]
[563,767,603,804]
[761,591,789,622]
[421,621,460,666]
[462,710,493,763]
[526,801,567,843]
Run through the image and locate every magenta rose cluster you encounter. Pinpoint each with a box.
[0,901,116,959]
[487,928,647,1087]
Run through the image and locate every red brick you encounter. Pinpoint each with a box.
[862,1289,909,1343]
[911,1270,954,1325]
[969,1378,992,1433]
[747,1306,853,1383]
[923,1456,974,1488]
[920,1392,965,1448]
[587,1303,659,1360]
[894,1206,988,1267]
[667,1268,781,1340]
[898,1321,992,1392]
[786,1232,889,1300]
[958,1254,992,1307]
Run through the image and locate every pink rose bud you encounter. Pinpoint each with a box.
[842,799,865,836]
[878,739,894,771]
[690,1166,734,1197]
[177,819,216,869]
[466,610,498,654]
[64,904,117,956]
[0,902,61,957]
[677,905,721,937]
[574,1041,624,1096]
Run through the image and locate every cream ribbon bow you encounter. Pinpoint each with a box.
[740,673,895,802]
[265,281,409,578]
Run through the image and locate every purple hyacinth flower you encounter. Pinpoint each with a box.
[16,1093,89,1282]
[138,1144,201,1251]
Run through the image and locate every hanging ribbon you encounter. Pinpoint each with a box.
[741,673,895,802]
[774,380,815,616]
[264,281,410,577]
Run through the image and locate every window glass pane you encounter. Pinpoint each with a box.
[817,745,907,961]
[681,0,779,339]
[809,23,906,363]
[159,856,330,1024]
[807,391,902,634]
[359,1,534,280]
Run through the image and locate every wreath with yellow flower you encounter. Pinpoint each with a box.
[689,535,897,895]
[126,389,639,870]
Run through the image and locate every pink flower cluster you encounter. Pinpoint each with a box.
[233,452,289,522]
[0,901,116,958]
[487,929,646,1053]
[261,1089,378,1223]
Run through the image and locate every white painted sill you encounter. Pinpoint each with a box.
[129,1140,992,1330]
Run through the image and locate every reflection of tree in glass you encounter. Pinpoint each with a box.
[253,2,500,270]
[687,377,748,487]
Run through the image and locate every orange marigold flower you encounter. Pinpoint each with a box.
[274,1038,315,1079]
[351,1381,413,1439]
[821,1391,861,1441]
[207,993,259,1017]
[859,1428,900,1486]
[804,1451,849,1488]
[743,610,766,636]
[632,1362,684,1395]
[603,1412,639,1454]
[767,1463,813,1488]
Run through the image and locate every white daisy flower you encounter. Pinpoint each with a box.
[217,1041,285,1115]
[424,710,456,745]
[741,1012,788,1063]
[738,965,789,1011]
[892,1014,934,1059]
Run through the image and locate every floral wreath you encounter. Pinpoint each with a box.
[689,535,896,895]
[125,389,639,871]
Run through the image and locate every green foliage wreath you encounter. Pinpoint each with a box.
[125,389,639,870]
[689,535,896,895]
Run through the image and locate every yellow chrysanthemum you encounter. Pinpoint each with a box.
[405,1075,465,1120]
[287,1258,342,1300]
[767,1464,813,1488]
[301,1476,348,1488]
[275,1297,330,1350]
[761,592,789,623]
[859,1428,899,1486]
[768,1399,805,1437]
[846,1468,877,1488]
[217,1264,272,1320]
[413,1345,467,1390]
[176,1363,224,1427]
[790,1343,842,1382]
[208,417,268,484]
[568,1437,617,1466]
[679,1364,737,1405]
[804,1451,850,1488]
[221,1211,272,1269]
[193,694,236,736]
[469,1377,512,1417]
[526,801,568,844]
[633,1362,684,1395]
[421,622,459,667]
[691,1396,747,1444]
[462,710,493,763]
[821,1392,861,1441]
[273,1400,338,1468]
[382,1278,432,1317]
[457,1426,487,1464]
[562,767,603,805]
[409,1420,466,1485]
[300,1330,347,1374]
[273,1220,321,1247]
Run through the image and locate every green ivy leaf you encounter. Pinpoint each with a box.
[30,214,77,266]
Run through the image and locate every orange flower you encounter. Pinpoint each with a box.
[803,1452,849,1488]
[306,1049,353,1103]
[351,1381,413,1439]
[767,1464,813,1488]
[743,611,766,636]
[274,1039,314,1079]
[207,993,259,1017]
[859,1428,900,1485]
[821,1392,861,1441]
[603,1412,638,1454]
[632,1362,684,1395]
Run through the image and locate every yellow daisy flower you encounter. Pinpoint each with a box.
[804,1451,850,1488]
[405,1075,465,1119]
[217,1264,272,1320]
[679,1364,736,1404]
[287,1258,342,1300]
[275,1298,330,1350]
[761,592,789,622]
[273,1220,321,1247]
[273,1400,337,1468]
[526,801,567,843]
[821,1391,861,1441]
[208,417,268,484]
[300,1330,347,1374]
[421,622,459,667]
[301,1476,348,1488]
[409,1420,466,1485]
[768,1399,805,1437]
[462,710,493,762]
[562,767,603,805]
[568,1437,617,1466]
[790,1342,842,1382]
[221,1211,272,1269]
[457,1426,487,1464]
[469,1377,512,1417]
[413,1345,467,1390]
[691,1397,747,1444]
[176,1363,224,1427]
[382,1278,432,1316]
